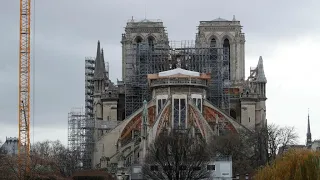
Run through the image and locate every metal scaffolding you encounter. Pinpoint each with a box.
[124,42,170,117]
[124,40,230,117]
[83,57,95,169]
[68,107,94,170]
[85,57,95,121]
[68,57,96,170]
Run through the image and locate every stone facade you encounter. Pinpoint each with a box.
[93,68,248,178]
[196,17,246,82]
[121,18,169,81]
[90,17,268,177]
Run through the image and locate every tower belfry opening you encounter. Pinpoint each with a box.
[223,39,231,80]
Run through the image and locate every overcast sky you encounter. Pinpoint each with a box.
[0,0,319,146]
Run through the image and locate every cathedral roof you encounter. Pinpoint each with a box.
[158,68,200,77]
[140,19,152,22]
[256,56,267,83]
[212,17,229,21]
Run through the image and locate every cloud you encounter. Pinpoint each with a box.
[0,0,319,145]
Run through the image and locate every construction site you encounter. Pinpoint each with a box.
[11,0,268,177]
[68,35,232,170]
[124,40,231,117]
[64,17,254,172]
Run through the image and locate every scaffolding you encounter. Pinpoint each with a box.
[124,42,170,117]
[124,40,230,117]
[68,107,95,170]
[67,58,96,170]
[85,57,95,121]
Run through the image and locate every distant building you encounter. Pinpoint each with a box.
[0,137,19,155]
[311,140,320,151]
[279,111,320,155]
[278,145,306,155]
[306,111,320,151]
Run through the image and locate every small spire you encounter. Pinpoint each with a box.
[142,100,148,131]
[143,100,148,119]
[94,41,107,80]
[101,48,106,76]
[306,108,312,146]
[176,57,181,68]
[256,56,267,83]
[233,15,236,21]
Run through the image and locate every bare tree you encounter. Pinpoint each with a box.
[211,131,258,175]
[267,124,298,160]
[31,140,81,177]
[0,140,79,179]
[212,124,298,176]
[142,130,213,180]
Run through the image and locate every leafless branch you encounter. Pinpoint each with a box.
[142,130,212,180]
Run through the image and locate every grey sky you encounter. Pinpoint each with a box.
[0,0,319,145]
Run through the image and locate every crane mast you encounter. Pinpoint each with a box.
[18,0,31,174]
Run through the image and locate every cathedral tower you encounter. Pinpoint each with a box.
[121,18,169,82]
[93,41,119,140]
[93,41,105,121]
[121,18,170,117]
[240,56,267,130]
[196,16,245,82]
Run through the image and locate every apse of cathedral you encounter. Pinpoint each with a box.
[91,17,267,173]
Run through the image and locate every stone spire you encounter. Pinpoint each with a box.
[93,41,106,80]
[256,56,267,83]
[101,48,109,79]
[306,109,312,146]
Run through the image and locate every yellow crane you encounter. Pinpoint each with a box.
[18,0,31,175]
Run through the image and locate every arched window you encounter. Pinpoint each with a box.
[210,38,218,59]
[223,38,231,80]
[210,38,216,47]
[135,36,143,49]
[135,36,143,43]
[96,103,102,119]
[148,36,155,51]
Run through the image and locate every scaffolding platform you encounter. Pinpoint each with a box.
[124,40,230,118]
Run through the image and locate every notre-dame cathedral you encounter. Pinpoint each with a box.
[86,16,267,175]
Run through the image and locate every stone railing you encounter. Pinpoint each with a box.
[150,78,208,88]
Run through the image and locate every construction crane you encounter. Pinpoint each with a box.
[18,0,31,175]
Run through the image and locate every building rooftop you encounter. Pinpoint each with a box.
[212,17,229,21]
[159,68,200,77]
